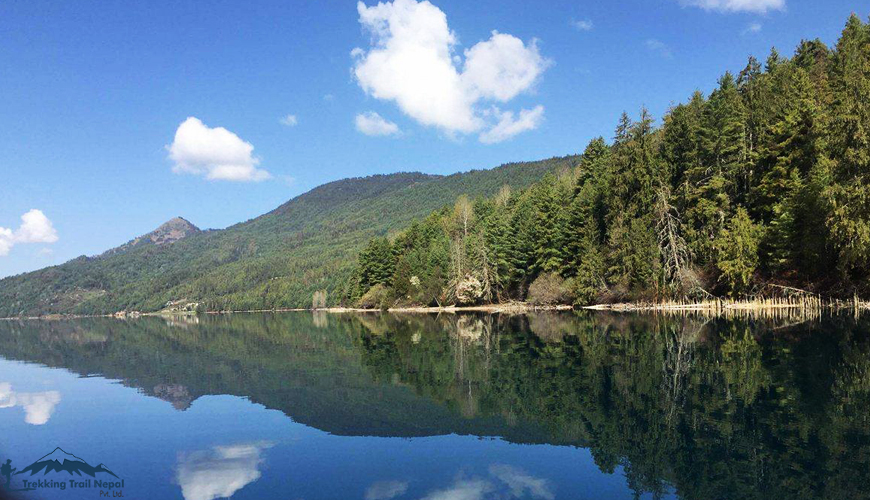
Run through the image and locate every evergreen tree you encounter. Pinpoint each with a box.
[606,109,663,294]
[685,73,746,262]
[347,14,870,305]
[530,174,570,274]
[663,91,705,193]
[757,66,830,273]
[715,208,761,296]
[481,187,514,299]
[358,237,395,289]
[824,15,870,278]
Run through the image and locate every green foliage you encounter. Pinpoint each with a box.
[715,208,762,295]
[357,283,392,310]
[823,15,870,278]
[6,311,870,498]
[4,15,870,314]
[0,157,578,316]
[348,14,870,303]
[358,237,396,289]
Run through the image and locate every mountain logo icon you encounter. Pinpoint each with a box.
[14,447,118,478]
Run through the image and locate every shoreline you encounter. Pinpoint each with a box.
[324,303,574,314]
[2,297,867,321]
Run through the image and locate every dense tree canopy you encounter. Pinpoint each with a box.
[348,15,870,307]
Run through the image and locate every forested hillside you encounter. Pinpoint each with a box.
[0,157,576,316]
[347,14,870,308]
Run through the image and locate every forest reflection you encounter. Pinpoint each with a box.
[0,310,869,499]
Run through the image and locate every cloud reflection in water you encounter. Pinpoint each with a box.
[366,480,410,500]
[176,441,273,500]
[0,382,61,425]
[414,464,554,500]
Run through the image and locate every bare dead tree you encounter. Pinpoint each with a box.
[494,185,512,207]
[655,185,702,298]
[454,195,472,238]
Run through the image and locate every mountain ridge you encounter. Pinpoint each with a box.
[0,156,578,316]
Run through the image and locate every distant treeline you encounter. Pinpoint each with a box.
[344,14,870,308]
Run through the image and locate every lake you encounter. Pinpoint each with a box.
[0,311,868,500]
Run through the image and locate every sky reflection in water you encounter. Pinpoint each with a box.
[1,311,868,499]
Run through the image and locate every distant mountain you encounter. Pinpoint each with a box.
[0,156,578,316]
[15,447,118,478]
[103,216,200,256]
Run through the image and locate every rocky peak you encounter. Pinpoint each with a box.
[103,217,200,256]
[147,217,200,246]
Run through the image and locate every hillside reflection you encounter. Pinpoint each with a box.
[1,311,869,499]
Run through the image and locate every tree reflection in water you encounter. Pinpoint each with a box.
[1,310,869,499]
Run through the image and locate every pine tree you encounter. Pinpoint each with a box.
[358,237,395,289]
[482,187,515,299]
[756,66,830,273]
[530,174,569,274]
[685,73,746,262]
[663,91,705,192]
[346,13,870,304]
[567,180,607,303]
[605,109,663,295]
[509,193,538,293]
[824,14,870,278]
[715,208,761,296]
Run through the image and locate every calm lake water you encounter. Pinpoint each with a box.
[0,311,868,500]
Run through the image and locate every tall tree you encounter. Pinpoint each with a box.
[684,73,747,263]
[824,15,870,279]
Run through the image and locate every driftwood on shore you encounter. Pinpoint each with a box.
[324,302,574,314]
[585,295,869,321]
[3,295,869,321]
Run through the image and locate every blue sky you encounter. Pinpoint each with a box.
[0,0,864,278]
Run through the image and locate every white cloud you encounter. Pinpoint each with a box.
[645,39,673,59]
[479,105,544,144]
[463,32,548,103]
[176,442,272,500]
[0,209,59,257]
[571,19,594,31]
[678,0,784,13]
[167,117,271,182]
[352,0,548,143]
[280,114,298,126]
[0,383,62,425]
[356,111,401,136]
[743,22,762,34]
[0,228,13,257]
[365,480,409,500]
[16,209,59,244]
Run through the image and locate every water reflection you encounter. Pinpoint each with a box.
[0,311,868,499]
[487,464,554,499]
[0,382,61,425]
[415,465,554,500]
[421,477,492,500]
[176,442,272,500]
[365,480,409,500]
